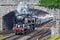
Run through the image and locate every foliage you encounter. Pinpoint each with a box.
[48,36,60,40]
[39,0,60,9]
[48,37,52,40]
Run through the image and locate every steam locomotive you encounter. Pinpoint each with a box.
[13,13,53,35]
[13,14,36,35]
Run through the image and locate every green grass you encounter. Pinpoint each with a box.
[55,36,60,40]
[0,34,4,39]
[48,36,60,40]
[48,37,52,40]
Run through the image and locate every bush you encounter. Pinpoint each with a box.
[39,0,60,9]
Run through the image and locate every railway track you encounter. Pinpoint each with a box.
[2,29,50,40]
[2,28,44,40]
[37,30,51,40]
[2,20,52,40]
[16,29,44,40]
[2,35,23,40]
[27,29,51,40]
[2,30,37,40]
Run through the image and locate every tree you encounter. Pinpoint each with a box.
[39,0,60,9]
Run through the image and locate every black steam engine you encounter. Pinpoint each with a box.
[13,14,36,35]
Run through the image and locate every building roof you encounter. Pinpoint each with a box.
[29,8,48,15]
[3,8,48,18]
